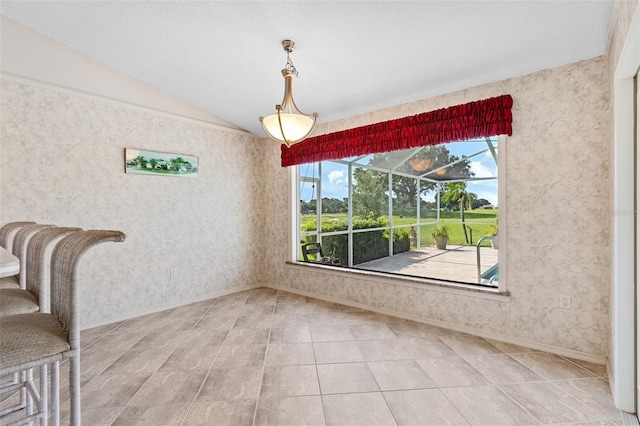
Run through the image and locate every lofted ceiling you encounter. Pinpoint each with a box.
[0,1,614,137]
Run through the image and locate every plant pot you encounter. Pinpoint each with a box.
[435,236,448,250]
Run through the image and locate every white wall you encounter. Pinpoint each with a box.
[0,19,266,327]
[261,55,612,361]
[608,0,639,411]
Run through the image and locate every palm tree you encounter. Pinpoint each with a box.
[132,155,147,168]
[170,156,193,172]
[442,182,473,244]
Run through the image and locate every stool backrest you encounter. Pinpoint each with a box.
[13,224,55,288]
[26,227,82,312]
[50,230,126,350]
[0,221,36,252]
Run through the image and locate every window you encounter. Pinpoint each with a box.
[297,137,500,288]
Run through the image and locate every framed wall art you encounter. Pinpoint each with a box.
[125,148,198,178]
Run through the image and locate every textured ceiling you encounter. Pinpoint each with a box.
[0,1,614,137]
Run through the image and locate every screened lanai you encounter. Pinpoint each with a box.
[298,136,500,288]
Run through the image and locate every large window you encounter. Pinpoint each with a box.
[298,137,500,288]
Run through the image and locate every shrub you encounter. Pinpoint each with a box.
[301,216,411,265]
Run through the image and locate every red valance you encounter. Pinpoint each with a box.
[281,94,513,167]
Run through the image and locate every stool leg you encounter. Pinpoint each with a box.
[14,371,26,411]
[25,369,33,416]
[51,361,59,426]
[69,355,81,425]
[40,364,48,426]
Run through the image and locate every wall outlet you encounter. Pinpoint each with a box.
[560,296,571,309]
[170,268,177,278]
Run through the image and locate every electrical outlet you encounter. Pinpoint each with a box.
[560,296,571,309]
[170,268,177,278]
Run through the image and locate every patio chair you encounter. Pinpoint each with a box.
[0,229,126,426]
[301,242,340,265]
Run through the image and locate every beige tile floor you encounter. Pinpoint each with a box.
[9,287,623,425]
[357,245,499,284]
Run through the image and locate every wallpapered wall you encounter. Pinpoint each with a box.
[0,9,620,359]
[0,80,264,326]
[260,55,611,359]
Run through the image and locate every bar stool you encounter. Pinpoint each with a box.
[0,224,54,290]
[0,227,82,423]
[0,227,82,316]
[0,222,36,253]
[0,222,36,289]
[0,230,126,425]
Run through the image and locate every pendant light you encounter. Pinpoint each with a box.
[260,40,318,146]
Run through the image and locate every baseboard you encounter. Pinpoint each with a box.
[607,358,615,400]
[80,284,261,330]
[267,284,607,365]
[607,359,639,416]
[622,411,639,426]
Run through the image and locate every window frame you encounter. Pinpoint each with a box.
[289,135,507,294]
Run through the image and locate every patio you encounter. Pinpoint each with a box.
[356,245,499,286]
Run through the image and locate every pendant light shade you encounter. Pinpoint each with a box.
[260,40,318,146]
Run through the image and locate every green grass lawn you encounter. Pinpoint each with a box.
[302,208,498,247]
[418,220,495,246]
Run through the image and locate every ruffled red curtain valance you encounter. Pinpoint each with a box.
[281,94,513,167]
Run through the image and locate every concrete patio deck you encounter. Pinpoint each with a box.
[355,244,499,285]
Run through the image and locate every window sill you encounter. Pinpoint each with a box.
[285,261,510,302]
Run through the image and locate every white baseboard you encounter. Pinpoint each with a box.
[607,359,616,402]
[267,283,607,365]
[80,284,261,330]
[622,411,639,426]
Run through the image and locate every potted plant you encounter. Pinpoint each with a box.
[431,224,450,250]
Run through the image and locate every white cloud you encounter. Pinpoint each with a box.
[467,169,498,205]
[483,150,496,161]
[328,170,346,185]
[470,160,496,178]
[474,190,498,206]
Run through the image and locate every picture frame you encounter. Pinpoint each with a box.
[125,148,198,179]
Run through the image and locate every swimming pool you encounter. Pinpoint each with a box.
[480,263,499,286]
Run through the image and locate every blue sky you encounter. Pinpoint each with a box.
[300,139,498,206]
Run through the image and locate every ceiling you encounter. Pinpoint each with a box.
[0,1,614,137]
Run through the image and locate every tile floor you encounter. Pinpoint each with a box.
[22,287,628,425]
